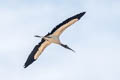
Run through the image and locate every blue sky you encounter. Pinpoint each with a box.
[0,0,120,80]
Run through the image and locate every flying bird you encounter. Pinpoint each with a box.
[24,12,86,68]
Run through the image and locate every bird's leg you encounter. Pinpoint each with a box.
[60,43,75,53]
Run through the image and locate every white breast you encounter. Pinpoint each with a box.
[48,35,60,44]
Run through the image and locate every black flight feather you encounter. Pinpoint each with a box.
[24,33,50,68]
[49,12,86,34]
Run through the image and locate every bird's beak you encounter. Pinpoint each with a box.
[34,35,43,38]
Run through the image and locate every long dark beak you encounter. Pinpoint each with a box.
[34,35,42,38]
[34,35,52,38]
[60,44,75,53]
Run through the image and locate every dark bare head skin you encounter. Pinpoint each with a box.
[34,35,52,38]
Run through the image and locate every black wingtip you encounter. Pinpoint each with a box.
[24,49,37,68]
[82,11,86,14]
[24,38,45,68]
[24,59,36,68]
[24,65,27,68]
[82,11,86,15]
[77,11,86,20]
[24,62,31,68]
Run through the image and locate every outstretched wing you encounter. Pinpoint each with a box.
[50,12,86,36]
[24,39,51,68]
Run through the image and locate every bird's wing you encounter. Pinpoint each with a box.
[50,12,86,37]
[24,39,51,68]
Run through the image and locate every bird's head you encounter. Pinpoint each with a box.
[34,35,52,39]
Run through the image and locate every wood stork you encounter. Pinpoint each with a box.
[24,12,86,68]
